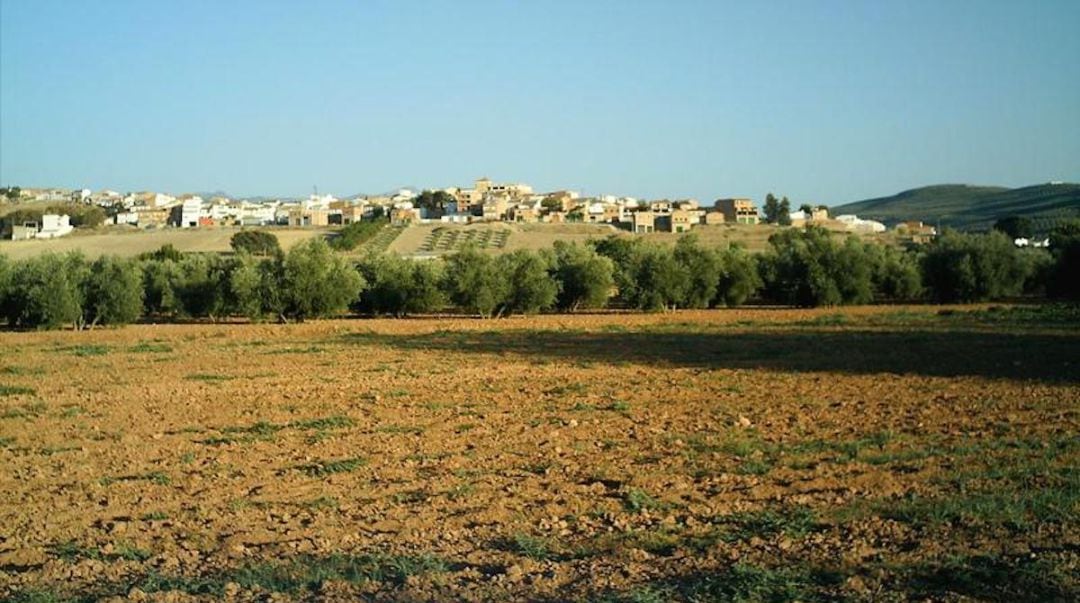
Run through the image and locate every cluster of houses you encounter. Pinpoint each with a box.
[386,178,777,233]
[3,180,941,242]
[7,213,75,241]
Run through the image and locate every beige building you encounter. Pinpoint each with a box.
[507,205,540,223]
[475,177,532,198]
[714,198,760,224]
[704,211,726,226]
[288,208,329,227]
[670,209,695,233]
[390,207,420,226]
[340,206,365,225]
[632,211,655,233]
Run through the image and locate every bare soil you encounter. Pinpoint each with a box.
[1,306,1077,602]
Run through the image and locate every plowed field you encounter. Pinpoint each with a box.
[1,305,1077,602]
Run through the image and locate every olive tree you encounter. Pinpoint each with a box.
[673,236,721,309]
[921,230,1027,303]
[552,241,613,311]
[356,254,446,317]
[715,246,762,307]
[82,256,144,327]
[230,230,281,256]
[279,238,365,321]
[0,253,85,329]
[443,247,509,317]
[498,249,558,315]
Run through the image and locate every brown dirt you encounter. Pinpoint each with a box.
[0,306,1077,601]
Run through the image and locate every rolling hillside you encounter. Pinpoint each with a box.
[831,183,1080,231]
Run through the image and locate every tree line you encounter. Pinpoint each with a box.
[0,223,1077,329]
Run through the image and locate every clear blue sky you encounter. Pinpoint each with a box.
[2,0,1078,204]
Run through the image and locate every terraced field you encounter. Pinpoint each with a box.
[0,305,1077,602]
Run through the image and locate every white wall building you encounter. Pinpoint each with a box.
[835,214,886,233]
[36,214,74,239]
[178,197,203,228]
[114,211,139,226]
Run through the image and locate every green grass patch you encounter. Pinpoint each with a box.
[100,471,171,487]
[20,552,448,599]
[1,401,47,418]
[0,384,36,397]
[0,365,45,376]
[128,342,173,354]
[713,506,819,542]
[623,488,667,513]
[297,457,366,477]
[508,533,556,561]
[184,373,235,383]
[54,344,111,357]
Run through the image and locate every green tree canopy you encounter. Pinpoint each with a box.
[763,193,780,224]
[230,230,281,256]
[552,241,613,311]
[279,238,365,321]
[715,246,762,307]
[356,254,446,317]
[498,249,558,315]
[778,197,792,226]
[82,256,144,327]
[443,247,509,317]
[0,253,85,329]
[921,230,1029,303]
[673,235,722,309]
[992,216,1034,240]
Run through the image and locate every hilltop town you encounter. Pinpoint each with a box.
[0,178,938,249]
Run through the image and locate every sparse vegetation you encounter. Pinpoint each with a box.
[4,305,1077,601]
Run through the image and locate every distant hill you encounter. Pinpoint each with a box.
[831,183,1080,231]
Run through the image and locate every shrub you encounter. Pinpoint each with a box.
[138,244,183,262]
[552,241,613,311]
[329,218,388,251]
[82,256,144,327]
[230,230,281,256]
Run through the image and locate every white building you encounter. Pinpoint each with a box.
[239,202,278,226]
[114,211,139,226]
[303,194,336,211]
[178,197,203,228]
[835,214,886,233]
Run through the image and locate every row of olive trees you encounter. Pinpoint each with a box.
[592,236,761,311]
[2,224,1076,330]
[355,242,614,317]
[0,239,363,329]
[756,224,1078,306]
